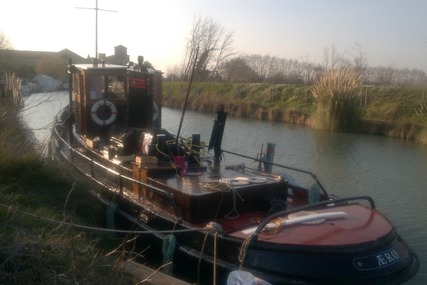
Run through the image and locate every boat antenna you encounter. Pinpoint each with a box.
[75,0,117,59]
[175,45,199,146]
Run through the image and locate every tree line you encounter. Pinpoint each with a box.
[166,16,427,88]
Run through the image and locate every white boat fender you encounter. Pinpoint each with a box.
[90,99,117,125]
[219,177,250,186]
[219,176,268,186]
[246,176,268,184]
[242,211,348,235]
[227,270,272,285]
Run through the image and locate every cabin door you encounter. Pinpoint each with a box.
[128,73,153,129]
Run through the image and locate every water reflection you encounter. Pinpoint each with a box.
[22,91,68,145]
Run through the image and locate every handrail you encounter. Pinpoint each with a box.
[221,149,329,196]
[51,110,182,222]
[251,195,376,240]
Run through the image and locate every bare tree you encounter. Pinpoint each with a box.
[0,32,13,77]
[240,54,320,84]
[181,15,234,81]
[322,44,350,71]
[211,30,235,78]
[219,57,257,82]
[0,31,13,50]
[165,64,181,82]
[243,54,271,82]
[364,66,427,87]
[370,66,395,85]
[348,43,368,74]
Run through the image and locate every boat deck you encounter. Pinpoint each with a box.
[130,160,288,224]
[54,134,290,224]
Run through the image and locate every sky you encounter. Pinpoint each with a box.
[1,0,426,74]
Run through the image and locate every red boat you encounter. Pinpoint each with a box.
[50,58,419,284]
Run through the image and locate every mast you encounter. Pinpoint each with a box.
[75,0,117,59]
[175,46,199,146]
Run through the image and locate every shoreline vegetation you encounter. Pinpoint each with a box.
[0,73,136,284]
[163,77,427,145]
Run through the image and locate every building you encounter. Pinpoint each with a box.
[99,45,130,65]
[0,46,131,79]
[0,49,86,68]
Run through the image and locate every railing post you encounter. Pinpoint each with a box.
[90,159,95,177]
[119,167,123,194]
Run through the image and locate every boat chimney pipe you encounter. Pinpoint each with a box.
[138,56,144,71]
[208,104,227,161]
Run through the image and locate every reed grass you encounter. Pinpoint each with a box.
[311,68,363,132]
[0,73,24,117]
[0,72,34,171]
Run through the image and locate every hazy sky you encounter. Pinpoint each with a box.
[1,0,426,73]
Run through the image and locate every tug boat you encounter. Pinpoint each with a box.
[50,57,419,284]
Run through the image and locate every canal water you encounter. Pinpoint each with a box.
[24,91,427,284]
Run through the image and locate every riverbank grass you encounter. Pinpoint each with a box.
[163,80,427,143]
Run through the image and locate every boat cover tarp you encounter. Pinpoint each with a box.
[33,74,61,92]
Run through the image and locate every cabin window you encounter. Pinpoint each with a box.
[89,76,105,100]
[106,75,125,99]
[88,75,125,100]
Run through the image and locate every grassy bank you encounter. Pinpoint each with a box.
[163,81,427,144]
[0,83,135,283]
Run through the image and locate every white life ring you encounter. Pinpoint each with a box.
[90,99,117,126]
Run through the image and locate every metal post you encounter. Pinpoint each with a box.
[264,143,275,173]
[68,58,73,145]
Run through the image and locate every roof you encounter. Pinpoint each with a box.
[73,63,128,70]
[0,49,88,66]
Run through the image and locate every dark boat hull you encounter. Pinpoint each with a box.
[50,100,419,284]
[92,183,420,285]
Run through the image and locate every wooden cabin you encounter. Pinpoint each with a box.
[70,60,162,148]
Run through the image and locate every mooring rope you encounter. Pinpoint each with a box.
[197,231,210,284]
[1,202,234,285]
[197,222,222,285]
[0,203,203,235]
[213,231,218,285]
[238,235,253,270]
[223,184,244,219]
